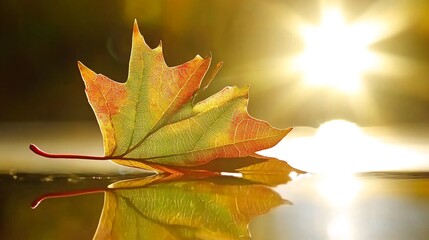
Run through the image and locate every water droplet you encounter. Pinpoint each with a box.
[67,177,79,183]
[41,175,54,182]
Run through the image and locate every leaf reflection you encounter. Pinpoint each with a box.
[94,174,290,240]
[32,155,303,239]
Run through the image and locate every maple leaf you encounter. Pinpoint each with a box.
[93,175,288,240]
[30,20,292,173]
[31,172,294,239]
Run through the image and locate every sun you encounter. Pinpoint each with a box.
[294,7,379,93]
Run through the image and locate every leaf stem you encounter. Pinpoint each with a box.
[31,188,106,209]
[29,144,111,160]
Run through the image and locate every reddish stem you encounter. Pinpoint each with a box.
[29,144,221,176]
[29,144,110,160]
[31,188,106,209]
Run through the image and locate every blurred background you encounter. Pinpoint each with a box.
[1,1,429,239]
[1,0,429,174]
[1,0,429,127]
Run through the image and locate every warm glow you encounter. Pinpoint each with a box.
[327,215,353,240]
[294,7,379,93]
[288,171,300,180]
[259,119,429,173]
[317,173,360,240]
[316,173,360,240]
[317,174,361,207]
[306,120,427,173]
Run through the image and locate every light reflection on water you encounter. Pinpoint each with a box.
[319,174,360,240]
[2,121,429,175]
[1,122,429,239]
[251,172,429,240]
[260,120,429,173]
[317,174,361,240]
[316,173,362,207]
[1,172,429,239]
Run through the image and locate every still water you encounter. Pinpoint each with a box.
[1,172,429,240]
[1,122,429,239]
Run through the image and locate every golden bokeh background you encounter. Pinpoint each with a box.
[1,0,429,127]
[1,2,429,239]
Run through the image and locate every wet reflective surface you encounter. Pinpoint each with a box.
[1,172,429,239]
[255,172,429,240]
[94,174,287,239]
[2,122,429,239]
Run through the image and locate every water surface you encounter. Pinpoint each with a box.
[1,172,429,239]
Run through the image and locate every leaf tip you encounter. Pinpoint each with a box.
[77,60,84,69]
[77,61,96,82]
[202,61,223,91]
[133,19,141,36]
[154,40,163,53]
[241,85,250,96]
[284,127,293,136]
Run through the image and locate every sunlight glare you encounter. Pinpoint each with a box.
[294,7,379,93]
[220,172,243,178]
[317,174,361,207]
[259,119,429,173]
[311,120,369,173]
[327,215,353,240]
[288,171,299,180]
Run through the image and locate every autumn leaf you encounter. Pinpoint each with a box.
[30,164,302,238]
[30,20,292,173]
[188,154,306,186]
[93,175,288,240]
